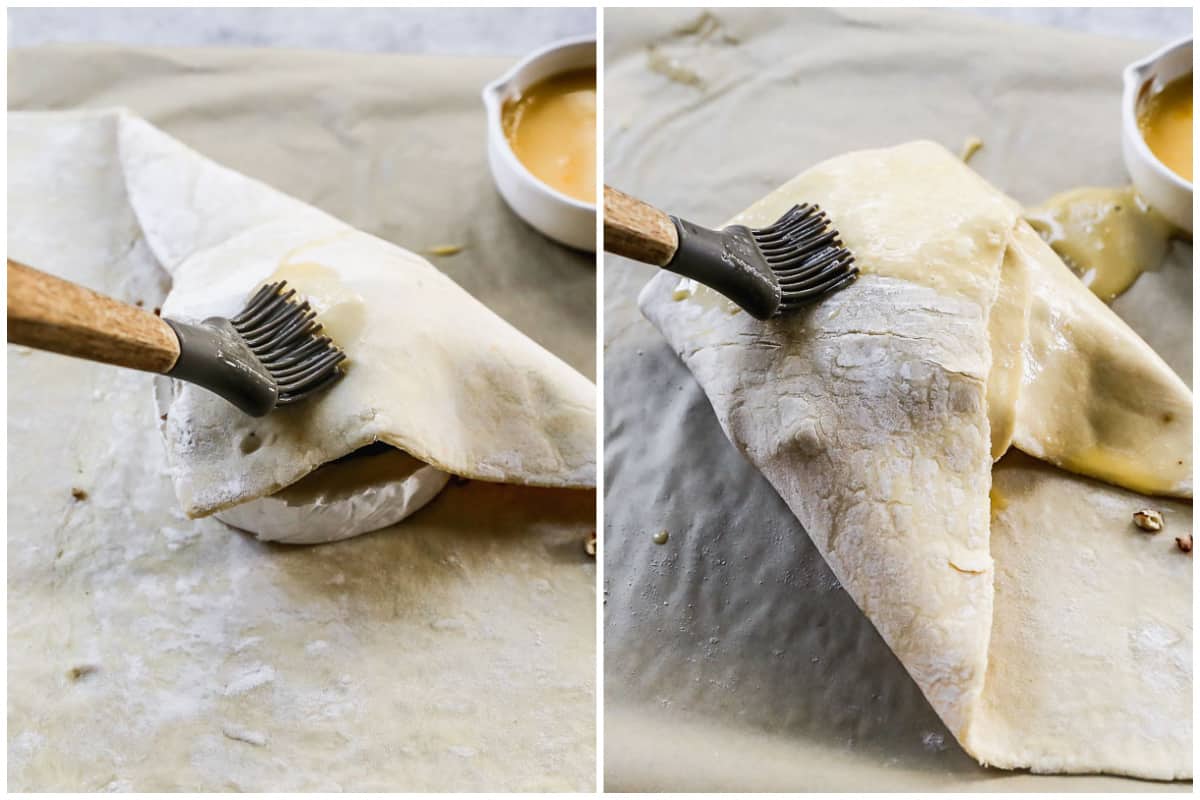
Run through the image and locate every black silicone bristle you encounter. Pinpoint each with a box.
[750,204,858,314]
[230,281,346,406]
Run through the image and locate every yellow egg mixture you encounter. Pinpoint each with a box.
[1138,73,1192,183]
[502,68,596,204]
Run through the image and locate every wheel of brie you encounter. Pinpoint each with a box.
[215,445,451,545]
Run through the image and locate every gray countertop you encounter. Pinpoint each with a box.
[954,7,1189,41]
[7,7,595,55]
[6,7,1185,54]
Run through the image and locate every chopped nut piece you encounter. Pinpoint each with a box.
[71,488,88,502]
[1132,509,1164,532]
[584,531,596,557]
[1177,535,1192,554]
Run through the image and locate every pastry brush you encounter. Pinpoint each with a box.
[7,259,345,417]
[604,185,858,319]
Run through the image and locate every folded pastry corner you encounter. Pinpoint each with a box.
[640,140,1192,779]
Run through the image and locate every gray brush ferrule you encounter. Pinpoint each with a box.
[666,217,781,320]
[165,318,278,418]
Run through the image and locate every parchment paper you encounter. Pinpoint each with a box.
[8,45,595,792]
[603,8,1191,792]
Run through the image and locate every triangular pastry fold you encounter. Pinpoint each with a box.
[640,141,1191,779]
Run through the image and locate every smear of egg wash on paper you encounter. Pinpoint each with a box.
[644,11,741,90]
[1024,186,1176,302]
[647,46,705,88]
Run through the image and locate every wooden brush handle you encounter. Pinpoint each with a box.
[603,185,679,266]
[7,259,181,374]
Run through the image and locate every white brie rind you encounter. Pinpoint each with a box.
[214,447,450,545]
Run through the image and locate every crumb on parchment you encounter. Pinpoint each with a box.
[1133,509,1164,533]
[67,664,98,680]
[960,136,984,164]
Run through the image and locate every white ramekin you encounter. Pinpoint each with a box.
[483,35,596,252]
[1121,36,1192,234]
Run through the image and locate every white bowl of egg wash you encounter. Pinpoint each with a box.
[483,35,596,252]
[1122,36,1192,234]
